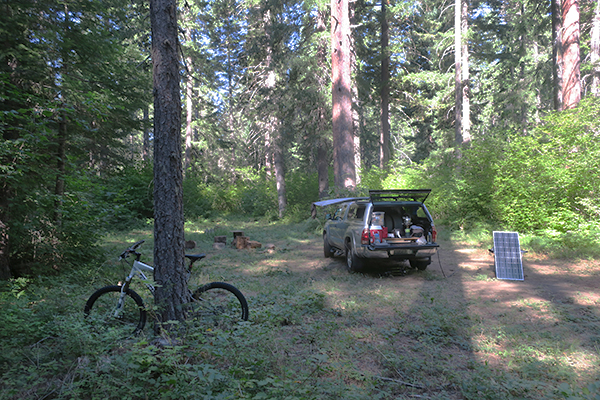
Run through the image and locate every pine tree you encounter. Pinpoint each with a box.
[151,0,188,329]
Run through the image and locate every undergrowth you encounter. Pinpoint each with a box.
[1,219,599,399]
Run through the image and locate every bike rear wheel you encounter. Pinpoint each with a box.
[84,285,146,335]
[188,282,249,330]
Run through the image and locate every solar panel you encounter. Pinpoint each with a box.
[493,231,524,280]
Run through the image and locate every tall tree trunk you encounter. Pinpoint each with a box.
[184,10,194,174]
[562,0,581,109]
[143,106,150,161]
[262,9,286,215]
[316,10,329,199]
[55,3,69,223]
[461,0,470,144]
[380,0,390,168]
[150,0,188,332]
[349,1,361,185]
[0,192,10,280]
[184,57,193,174]
[454,0,463,145]
[272,128,286,218]
[54,113,66,223]
[591,0,600,96]
[317,136,329,199]
[331,0,356,190]
[552,0,563,110]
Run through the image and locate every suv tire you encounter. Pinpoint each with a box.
[346,242,365,272]
[323,233,333,258]
[410,258,430,271]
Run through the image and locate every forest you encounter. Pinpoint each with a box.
[1,0,600,276]
[2,1,600,398]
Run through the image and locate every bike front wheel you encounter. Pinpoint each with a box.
[84,285,146,335]
[189,282,249,330]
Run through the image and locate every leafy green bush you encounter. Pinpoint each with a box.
[182,173,214,220]
[94,163,154,230]
[493,98,600,233]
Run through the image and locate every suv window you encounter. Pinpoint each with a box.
[333,204,348,220]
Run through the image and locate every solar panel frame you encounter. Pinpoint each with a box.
[493,231,524,281]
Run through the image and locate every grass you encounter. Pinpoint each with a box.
[1,218,599,399]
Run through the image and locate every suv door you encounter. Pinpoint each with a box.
[328,203,349,249]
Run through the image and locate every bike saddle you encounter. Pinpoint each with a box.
[185,253,206,263]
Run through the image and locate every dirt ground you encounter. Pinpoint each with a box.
[281,235,600,395]
[289,235,600,306]
[433,237,600,307]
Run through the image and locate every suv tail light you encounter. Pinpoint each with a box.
[432,226,437,242]
[361,228,370,245]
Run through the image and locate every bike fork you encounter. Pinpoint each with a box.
[114,280,131,318]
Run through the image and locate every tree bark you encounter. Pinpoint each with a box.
[54,112,66,223]
[143,106,150,161]
[591,0,600,96]
[316,10,329,199]
[461,0,470,144]
[331,0,356,191]
[552,0,563,110]
[317,135,329,199]
[184,57,193,174]
[150,0,188,332]
[272,130,286,218]
[562,0,581,109]
[184,11,194,174]
[0,193,10,280]
[380,0,390,168]
[454,0,462,145]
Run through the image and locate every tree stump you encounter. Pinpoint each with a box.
[214,235,227,244]
[233,235,249,249]
[248,240,262,249]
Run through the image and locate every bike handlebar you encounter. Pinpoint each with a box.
[120,240,145,259]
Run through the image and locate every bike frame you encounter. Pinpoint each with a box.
[114,260,155,318]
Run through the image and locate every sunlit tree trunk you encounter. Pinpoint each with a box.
[591,0,600,96]
[262,9,286,216]
[272,127,286,218]
[461,0,470,144]
[331,0,356,190]
[151,0,188,332]
[562,0,581,109]
[454,0,462,145]
[349,1,361,185]
[316,10,329,199]
[317,136,329,199]
[184,75,193,174]
[183,8,194,174]
[380,0,390,168]
[143,106,150,161]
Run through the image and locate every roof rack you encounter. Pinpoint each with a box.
[369,189,431,203]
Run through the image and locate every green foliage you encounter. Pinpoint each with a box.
[93,163,155,230]
[493,99,600,233]
[1,219,600,399]
[205,168,277,218]
[557,381,600,400]
[182,173,214,220]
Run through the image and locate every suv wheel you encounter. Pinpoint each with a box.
[345,242,364,272]
[323,233,333,258]
[410,258,430,271]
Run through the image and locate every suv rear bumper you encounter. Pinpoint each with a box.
[357,243,439,259]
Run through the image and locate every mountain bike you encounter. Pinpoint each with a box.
[84,240,249,335]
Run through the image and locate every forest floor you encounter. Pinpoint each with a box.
[218,228,600,399]
[4,222,599,399]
